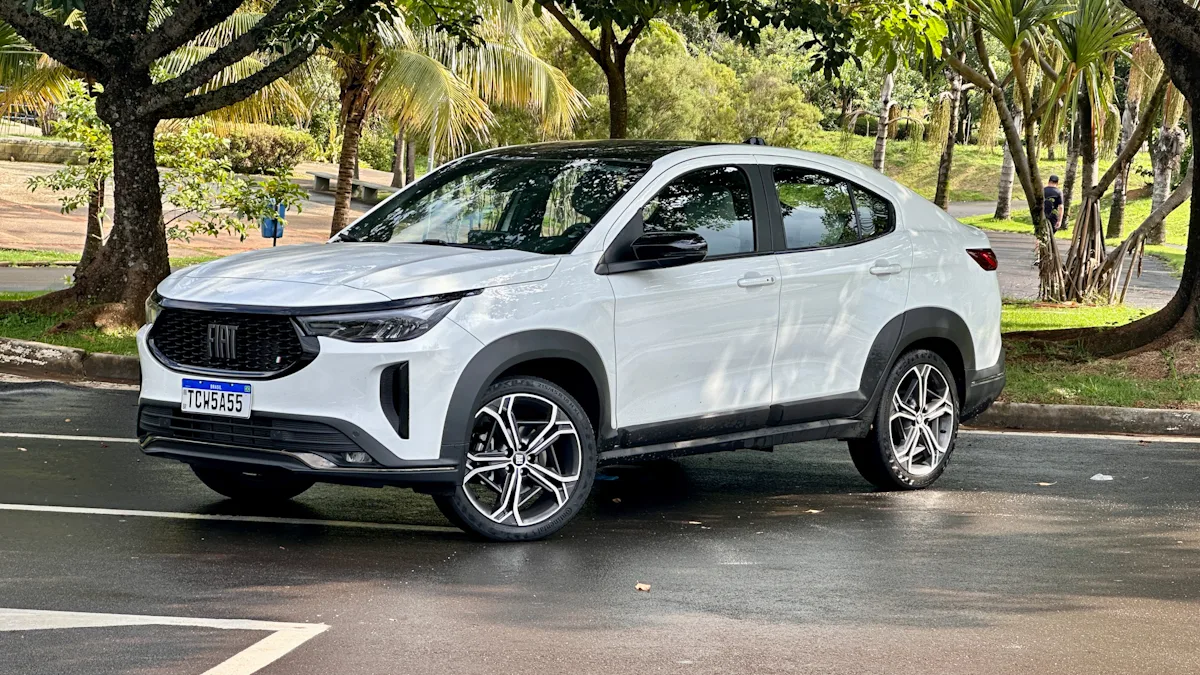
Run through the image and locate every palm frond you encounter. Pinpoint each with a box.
[373,49,493,154]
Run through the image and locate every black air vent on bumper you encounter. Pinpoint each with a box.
[139,406,363,455]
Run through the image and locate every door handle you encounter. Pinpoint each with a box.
[869,260,903,276]
[737,274,777,288]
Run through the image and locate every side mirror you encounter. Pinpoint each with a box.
[630,231,708,265]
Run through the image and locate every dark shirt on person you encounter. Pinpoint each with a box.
[1043,186,1064,223]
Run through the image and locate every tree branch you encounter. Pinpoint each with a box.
[540,1,603,64]
[0,0,108,75]
[145,0,304,107]
[619,16,647,50]
[153,42,318,119]
[135,0,247,65]
[1088,72,1170,198]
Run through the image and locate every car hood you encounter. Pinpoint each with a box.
[158,243,560,307]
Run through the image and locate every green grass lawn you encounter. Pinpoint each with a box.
[0,291,138,355]
[0,248,218,269]
[1001,301,1151,333]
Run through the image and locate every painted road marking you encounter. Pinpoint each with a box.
[0,431,138,443]
[0,503,461,533]
[0,607,327,675]
[5,429,1200,446]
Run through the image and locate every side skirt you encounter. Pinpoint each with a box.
[598,418,868,465]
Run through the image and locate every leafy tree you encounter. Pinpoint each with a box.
[0,0,427,325]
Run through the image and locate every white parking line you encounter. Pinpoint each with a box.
[0,503,460,534]
[0,431,138,443]
[0,607,327,675]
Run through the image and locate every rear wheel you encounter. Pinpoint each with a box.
[848,349,959,490]
[191,465,315,503]
[436,377,597,541]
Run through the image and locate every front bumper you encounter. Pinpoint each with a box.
[136,314,484,483]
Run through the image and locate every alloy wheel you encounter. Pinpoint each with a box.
[888,364,955,477]
[463,393,583,527]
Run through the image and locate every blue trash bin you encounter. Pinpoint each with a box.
[260,202,286,243]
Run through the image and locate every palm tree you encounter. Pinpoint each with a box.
[325,0,586,235]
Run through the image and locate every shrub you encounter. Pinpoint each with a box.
[358,125,396,172]
[222,124,314,175]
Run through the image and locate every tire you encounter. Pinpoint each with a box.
[848,349,959,490]
[192,465,315,503]
[437,376,597,542]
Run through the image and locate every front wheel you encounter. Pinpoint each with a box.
[191,465,315,503]
[848,349,959,490]
[435,376,597,541]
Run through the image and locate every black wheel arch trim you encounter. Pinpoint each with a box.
[440,329,612,462]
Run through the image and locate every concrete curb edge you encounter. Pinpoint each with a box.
[967,401,1200,437]
[0,337,139,383]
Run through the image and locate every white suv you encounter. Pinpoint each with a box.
[138,140,1004,541]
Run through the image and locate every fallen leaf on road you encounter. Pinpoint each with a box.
[687,521,702,525]
[1036,482,1056,486]
[17,447,27,452]
[612,498,622,504]
[1138,440,1151,446]
[635,582,651,592]
[1090,473,1114,481]
[805,509,822,514]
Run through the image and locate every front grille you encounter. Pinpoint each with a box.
[139,406,363,454]
[149,308,306,376]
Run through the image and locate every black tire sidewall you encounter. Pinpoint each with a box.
[444,376,598,542]
[872,349,960,489]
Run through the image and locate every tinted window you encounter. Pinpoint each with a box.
[336,156,648,255]
[851,186,893,239]
[642,166,756,257]
[774,168,857,249]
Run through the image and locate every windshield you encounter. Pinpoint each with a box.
[336,155,649,255]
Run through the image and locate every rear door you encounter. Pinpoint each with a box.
[763,163,912,420]
[606,160,781,442]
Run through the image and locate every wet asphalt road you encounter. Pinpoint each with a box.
[3,378,1200,674]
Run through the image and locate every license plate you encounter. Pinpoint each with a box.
[181,379,252,418]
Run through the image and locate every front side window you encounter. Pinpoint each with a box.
[641,166,756,257]
[336,156,649,255]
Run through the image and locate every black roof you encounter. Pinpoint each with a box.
[480,140,716,163]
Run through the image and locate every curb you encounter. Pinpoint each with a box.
[968,401,1200,437]
[0,337,139,383]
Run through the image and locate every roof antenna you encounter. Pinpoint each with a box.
[744,136,767,146]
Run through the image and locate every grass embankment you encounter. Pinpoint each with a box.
[1001,300,1200,409]
[0,291,138,355]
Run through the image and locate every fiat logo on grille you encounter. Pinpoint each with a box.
[207,324,238,361]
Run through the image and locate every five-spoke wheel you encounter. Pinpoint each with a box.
[434,377,597,541]
[849,349,959,489]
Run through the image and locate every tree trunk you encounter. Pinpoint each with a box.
[1107,94,1141,238]
[934,71,963,211]
[605,64,628,139]
[873,71,895,172]
[330,68,373,237]
[1148,126,1185,244]
[1079,93,1099,197]
[76,177,105,278]
[390,127,405,188]
[1063,112,1082,224]
[995,136,1016,219]
[405,133,416,186]
[70,114,169,320]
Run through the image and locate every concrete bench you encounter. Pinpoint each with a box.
[307,171,395,203]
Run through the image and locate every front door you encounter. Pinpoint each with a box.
[607,163,780,442]
[765,164,912,418]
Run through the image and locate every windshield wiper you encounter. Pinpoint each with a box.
[334,233,360,243]
[419,239,490,249]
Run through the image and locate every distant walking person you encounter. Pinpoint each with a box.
[1043,175,1064,233]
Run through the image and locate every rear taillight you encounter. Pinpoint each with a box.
[967,248,998,271]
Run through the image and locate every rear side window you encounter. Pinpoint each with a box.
[772,167,895,250]
[642,166,756,257]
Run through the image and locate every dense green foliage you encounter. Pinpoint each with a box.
[222,124,315,175]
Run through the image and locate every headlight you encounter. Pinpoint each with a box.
[297,299,459,343]
[145,292,163,325]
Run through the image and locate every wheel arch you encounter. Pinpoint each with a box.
[883,307,974,403]
[440,330,612,462]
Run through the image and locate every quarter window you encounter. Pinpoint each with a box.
[772,167,895,249]
[642,166,756,257]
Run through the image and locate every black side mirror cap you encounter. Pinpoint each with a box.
[597,231,708,274]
